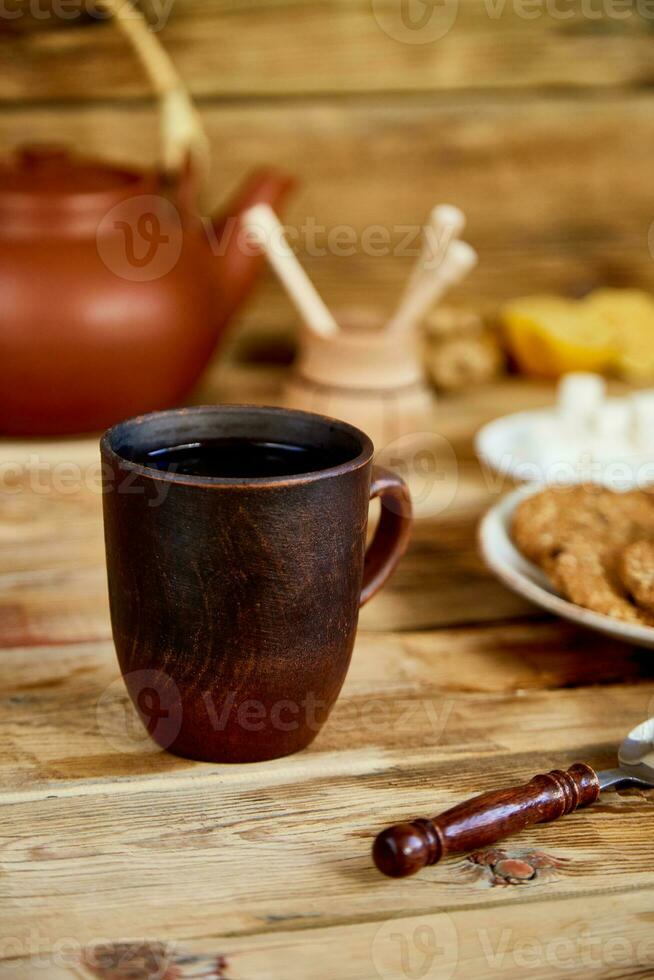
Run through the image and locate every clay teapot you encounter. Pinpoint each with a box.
[0,0,295,435]
[0,144,293,435]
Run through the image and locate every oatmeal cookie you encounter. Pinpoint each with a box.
[618,539,654,614]
[546,532,654,626]
[511,485,654,565]
[511,485,654,625]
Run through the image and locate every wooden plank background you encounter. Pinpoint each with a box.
[1,0,653,342]
[3,0,654,99]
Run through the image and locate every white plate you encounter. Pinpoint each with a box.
[475,408,654,489]
[479,484,654,649]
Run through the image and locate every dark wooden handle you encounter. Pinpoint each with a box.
[372,763,600,878]
[360,466,412,607]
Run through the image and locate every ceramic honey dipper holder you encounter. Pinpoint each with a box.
[243,204,477,448]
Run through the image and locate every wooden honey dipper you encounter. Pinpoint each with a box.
[243,204,339,340]
[386,206,476,337]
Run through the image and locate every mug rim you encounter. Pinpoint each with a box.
[100,403,375,488]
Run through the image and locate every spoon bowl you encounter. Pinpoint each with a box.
[612,717,654,788]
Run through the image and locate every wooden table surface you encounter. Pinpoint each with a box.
[2,363,654,980]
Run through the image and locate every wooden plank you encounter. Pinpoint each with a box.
[2,657,654,949]
[3,889,654,979]
[1,620,651,793]
[0,447,111,648]
[3,0,654,102]
[1,95,652,334]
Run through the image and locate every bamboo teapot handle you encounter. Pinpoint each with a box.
[96,0,209,180]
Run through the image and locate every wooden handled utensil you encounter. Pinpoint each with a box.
[243,204,340,340]
[386,239,477,337]
[373,718,654,878]
[403,204,466,295]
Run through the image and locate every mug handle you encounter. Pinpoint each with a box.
[360,466,412,607]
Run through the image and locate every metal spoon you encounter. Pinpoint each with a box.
[373,718,654,878]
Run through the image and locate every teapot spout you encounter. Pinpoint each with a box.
[210,168,295,325]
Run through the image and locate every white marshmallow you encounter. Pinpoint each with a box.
[557,372,606,435]
[631,391,654,451]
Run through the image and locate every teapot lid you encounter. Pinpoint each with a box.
[0,145,148,195]
[0,144,161,237]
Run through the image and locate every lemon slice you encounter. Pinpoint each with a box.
[501,295,616,378]
[584,289,654,381]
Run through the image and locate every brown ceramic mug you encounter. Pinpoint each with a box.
[101,405,411,763]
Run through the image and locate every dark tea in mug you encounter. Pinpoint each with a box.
[134,437,350,479]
